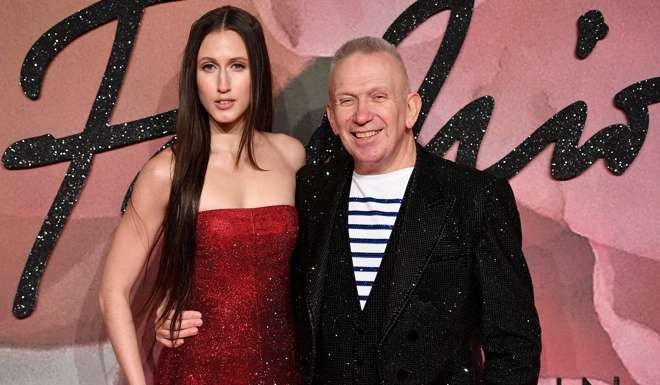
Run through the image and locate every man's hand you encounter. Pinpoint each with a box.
[154,310,203,348]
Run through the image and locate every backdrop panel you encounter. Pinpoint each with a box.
[1,1,658,384]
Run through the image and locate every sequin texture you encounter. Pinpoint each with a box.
[154,205,302,385]
[576,9,609,59]
[5,0,177,319]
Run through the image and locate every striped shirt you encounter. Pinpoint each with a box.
[348,167,413,310]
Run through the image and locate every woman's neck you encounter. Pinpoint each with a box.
[209,119,247,155]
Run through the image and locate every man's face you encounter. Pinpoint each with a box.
[326,51,421,174]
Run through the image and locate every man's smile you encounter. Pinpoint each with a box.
[352,128,383,139]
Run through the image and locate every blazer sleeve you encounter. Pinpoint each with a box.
[291,169,313,376]
[475,177,542,385]
[292,169,311,301]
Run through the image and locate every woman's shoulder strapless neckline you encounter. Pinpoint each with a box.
[197,204,295,216]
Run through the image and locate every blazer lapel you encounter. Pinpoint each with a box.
[304,158,353,329]
[379,148,456,340]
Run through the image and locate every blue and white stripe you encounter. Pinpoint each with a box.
[349,196,402,309]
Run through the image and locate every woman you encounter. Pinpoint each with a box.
[98,6,305,385]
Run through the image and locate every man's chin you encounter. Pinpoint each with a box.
[352,157,389,174]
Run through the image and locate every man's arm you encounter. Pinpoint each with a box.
[475,177,541,385]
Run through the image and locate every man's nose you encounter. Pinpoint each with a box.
[217,70,230,93]
[353,100,373,125]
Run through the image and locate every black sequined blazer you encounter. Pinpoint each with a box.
[292,146,541,385]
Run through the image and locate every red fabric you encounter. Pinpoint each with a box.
[155,205,302,385]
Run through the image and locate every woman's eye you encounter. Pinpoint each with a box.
[201,63,216,72]
[231,63,246,71]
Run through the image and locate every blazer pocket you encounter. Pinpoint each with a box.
[409,301,449,332]
[427,240,468,263]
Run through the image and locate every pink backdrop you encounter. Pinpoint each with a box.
[1,1,659,384]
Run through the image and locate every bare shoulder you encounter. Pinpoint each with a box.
[131,148,174,207]
[140,148,174,186]
[263,132,306,170]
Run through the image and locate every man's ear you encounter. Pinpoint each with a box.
[405,92,422,130]
[326,103,339,135]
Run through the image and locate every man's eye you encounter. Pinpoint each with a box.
[339,98,354,106]
[374,94,387,101]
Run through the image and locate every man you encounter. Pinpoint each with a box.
[158,37,541,385]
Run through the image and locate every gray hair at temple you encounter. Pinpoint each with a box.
[329,36,411,92]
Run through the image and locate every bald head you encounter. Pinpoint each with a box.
[329,36,411,97]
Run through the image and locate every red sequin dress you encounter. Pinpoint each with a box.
[155,205,302,385]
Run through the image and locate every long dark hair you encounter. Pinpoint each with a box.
[148,6,274,336]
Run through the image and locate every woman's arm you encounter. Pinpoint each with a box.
[98,150,173,385]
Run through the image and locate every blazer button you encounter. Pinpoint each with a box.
[397,369,409,381]
[407,329,418,341]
